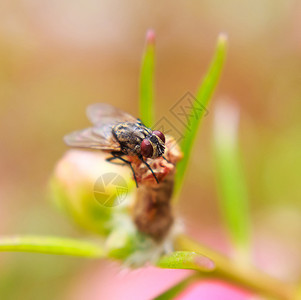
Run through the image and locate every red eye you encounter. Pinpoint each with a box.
[141,139,153,158]
[153,130,165,143]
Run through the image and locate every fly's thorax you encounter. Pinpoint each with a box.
[112,122,152,156]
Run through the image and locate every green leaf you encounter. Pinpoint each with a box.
[213,102,251,263]
[139,29,155,127]
[0,235,104,258]
[157,251,215,272]
[154,274,199,300]
[175,33,228,196]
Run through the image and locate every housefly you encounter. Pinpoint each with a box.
[64,103,166,186]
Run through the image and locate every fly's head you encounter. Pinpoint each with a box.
[132,135,183,185]
[140,130,165,159]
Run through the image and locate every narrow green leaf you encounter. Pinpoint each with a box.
[157,251,215,272]
[139,29,155,127]
[0,235,104,258]
[213,102,251,263]
[175,33,228,196]
[154,274,200,300]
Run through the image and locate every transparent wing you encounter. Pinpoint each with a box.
[86,103,137,126]
[64,127,121,151]
[65,104,138,151]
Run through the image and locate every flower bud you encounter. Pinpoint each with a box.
[49,150,134,236]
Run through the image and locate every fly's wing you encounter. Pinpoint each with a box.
[65,104,137,151]
[87,103,137,126]
[64,127,121,151]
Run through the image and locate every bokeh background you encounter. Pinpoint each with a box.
[1,1,301,299]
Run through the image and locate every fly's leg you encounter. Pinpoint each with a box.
[139,155,159,184]
[106,158,125,166]
[162,156,172,164]
[107,153,138,187]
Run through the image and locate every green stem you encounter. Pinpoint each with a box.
[175,234,296,300]
[0,235,104,258]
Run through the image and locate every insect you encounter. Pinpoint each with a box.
[64,103,166,186]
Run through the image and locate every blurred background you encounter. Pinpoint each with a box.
[0,0,301,299]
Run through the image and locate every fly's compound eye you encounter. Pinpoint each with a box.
[141,139,153,158]
[153,130,165,143]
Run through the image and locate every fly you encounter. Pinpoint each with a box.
[64,103,166,187]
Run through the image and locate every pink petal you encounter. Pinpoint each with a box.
[176,279,253,300]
